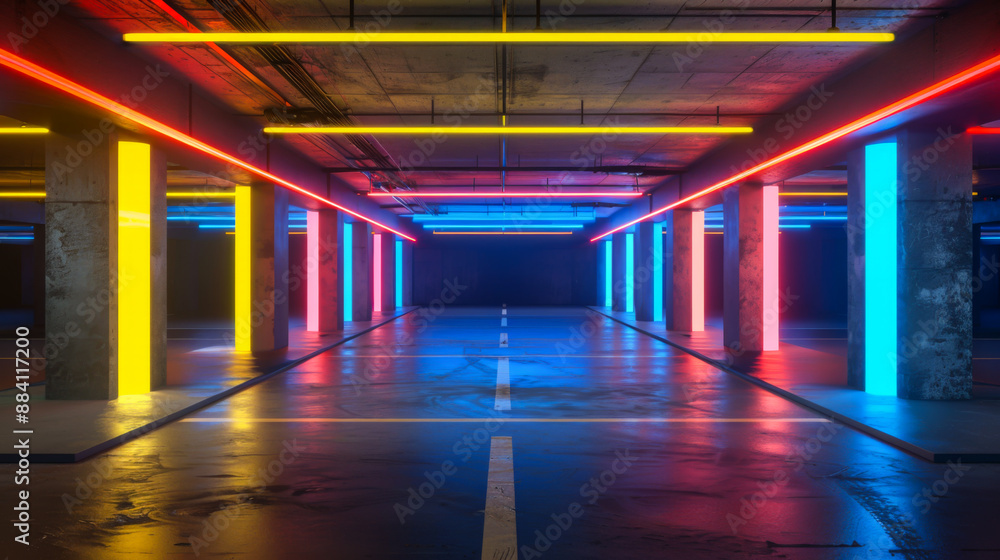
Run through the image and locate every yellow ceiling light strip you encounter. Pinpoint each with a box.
[124,31,894,44]
[264,126,753,135]
[165,191,236,198]
[0,127,48,134]
[0,192,46,198]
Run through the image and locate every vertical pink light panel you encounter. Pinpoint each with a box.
[691,210,705,331]
[306,211,320,331]
[373,233,383,312]
[763,185,779,351]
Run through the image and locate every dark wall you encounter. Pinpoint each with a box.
[413,236,597,306]
[167,230,234,322]
[705,225,848,324]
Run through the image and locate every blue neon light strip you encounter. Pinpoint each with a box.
[705,224,812,230]
[395,238,403,307]
[626,233,635,313]
[410,214,595,222]
[0,235,33,240]
[653,223,663,321]
[865,141,897,396]
[604,240,612,307]
[344,223,353,322]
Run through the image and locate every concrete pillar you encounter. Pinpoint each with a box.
[32,223,44,329]
[596,237,608,306]
[672,210,704,331]
[352,222,372,321]
[633,221,655,321]
[307,209,344,332]
[896,127,973,399]
[847,128,973,399]
[44,132,166,399]
[380,233,396,312]
[611,232,627,311]
[662,214,674,329]
[249,183,289,352]
[722,182,779,353]
[401,241,413,307]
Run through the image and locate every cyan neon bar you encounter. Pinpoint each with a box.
[117,141,152,395]
[604,240,612,307]
[344,222,353,322]
[865,142,898,396]
[653,222,663,322]
[626,233,635,313]
[395,239,403,307]
[307,211,320,331]
[763,186,779,351]
[234,186,252,351]
[373,233,383,313]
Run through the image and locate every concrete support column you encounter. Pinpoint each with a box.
[44,132,166,399]
[379,233,396,312]
[633,221,655,321]
[847,129,973,399]
[248,183,289,352]
[597,237,608,306]
[897,127,973,399]
[611,232,627,311]
[662,214,674,329]
[352,222,372,321]
[722,182,779,353]
[672,210,704,332]
[401,241,413,307]
[307,209,343,332]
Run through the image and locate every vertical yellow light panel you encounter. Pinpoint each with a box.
[235,185,252,352]
[118,141,152,395]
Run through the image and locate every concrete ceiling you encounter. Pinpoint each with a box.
[45,0,975,217]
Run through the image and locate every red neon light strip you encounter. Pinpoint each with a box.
[0,48,416,242]
[373,234,383,313]
[968,126,1000,134]
[368,191,642,198]
[691,211,704,331]
[591,52,1000,242]
[762,186,779,351]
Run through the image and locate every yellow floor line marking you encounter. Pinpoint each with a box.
[495,358,511,411]
[482,436,517,560]
[180,417,833,423]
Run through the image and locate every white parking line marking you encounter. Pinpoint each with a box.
[499,333,508,347]
[495,358,511,411]
[481,437,517,560]
[501,317,508,327]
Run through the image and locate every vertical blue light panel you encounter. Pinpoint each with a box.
[344,222,353,322]
[626,233,635,313]
[604,240,612,307]
[653,222,663,322]
[395,238,403,307]
[865,141,897,396]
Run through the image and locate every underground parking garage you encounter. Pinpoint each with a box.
[3,0,1000,558]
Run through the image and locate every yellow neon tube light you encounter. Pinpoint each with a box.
[777,192,848,196]
[0,127,48,134]
[165,191,235,198]
[118,141,152,395]
[0,192,45,198]
[235,185,252,353]
[264,126,753,135]
[124,32,894,44]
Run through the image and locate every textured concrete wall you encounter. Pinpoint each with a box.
[662,216,674,330]
[723,182,767,353]
[633,221,655,321]
[846,148,867,390]
[150,147,167,390]
[249,184,289,352]
[352,222,372,321]
[44,131,118,399]
[896,128,973,399]
[611,232,627,312]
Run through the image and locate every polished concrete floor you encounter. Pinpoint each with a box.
[20,308,1000,559]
